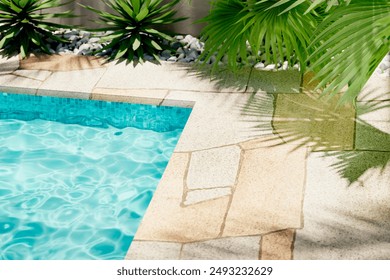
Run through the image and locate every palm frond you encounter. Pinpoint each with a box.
[308,0,390,103]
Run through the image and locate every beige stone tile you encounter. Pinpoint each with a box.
[181,236,261,260]
[273,93,355,151]
[223,144,306,237]
[187,146,241,189]
[294,152,390,259]
[126,241,182,260]
[19,54,106,71]
[38,68,106,95]
[171,91,274,152]
[134,153,230,243]
[0,74,41,94]
[0,55,19,74]
[184,187,232,206]
[91,88,168,105]
[13,69,52,81]
[261,230,295,260]
[357,71,390,101]
[239,135,287,150]
[247,69,301,93]
[96,61,247,93]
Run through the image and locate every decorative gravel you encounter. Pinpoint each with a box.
[42,29,390,74]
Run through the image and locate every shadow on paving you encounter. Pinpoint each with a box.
[185,63,301,94]
[294,204,390,259]
[19,53,106,71]
[239,89,390,186]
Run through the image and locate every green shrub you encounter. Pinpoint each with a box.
[81,0,185,62]
[0,0,75,58]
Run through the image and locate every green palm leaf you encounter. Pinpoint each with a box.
[200,0,318,72]
[308,0,390,103]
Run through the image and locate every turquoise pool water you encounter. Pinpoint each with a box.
[0,93,191,260]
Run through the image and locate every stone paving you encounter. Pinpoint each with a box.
[0,54,389,260]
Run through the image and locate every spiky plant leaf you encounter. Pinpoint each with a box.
[81,0,185,62]
[0,0,75,58]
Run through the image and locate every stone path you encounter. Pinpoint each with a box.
[0,54,389,259]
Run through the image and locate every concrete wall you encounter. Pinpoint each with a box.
[48,0,210,37]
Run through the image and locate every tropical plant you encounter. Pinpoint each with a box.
[81,0,185,62]
[199,0,320,72]
[0,0,75,58]
[302,0,390,103]
[200,0,390,103]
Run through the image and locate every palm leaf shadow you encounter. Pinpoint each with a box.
[239,89,390,185]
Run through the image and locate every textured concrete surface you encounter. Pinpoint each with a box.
[294,152,390,259]
[126,241,182,260]
[357,71,390,101]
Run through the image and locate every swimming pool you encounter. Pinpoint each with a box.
[0,93,191,260]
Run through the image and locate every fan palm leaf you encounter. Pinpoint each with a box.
[308,0,390,103]
[200,0,318,72]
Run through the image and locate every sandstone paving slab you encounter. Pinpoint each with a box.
[184,187,232,206]
[134,153,230,243]
[181,236,261,260]
[187,146,241,189]
[0,55,19,74]
[13,69,52,81]
[260,229,295,260]
[223,143,307,237]
[38,68,106,96]
[294,152,390,259]
[126,241,182,260]
[273,93,355,151]
[97,61,248,93]
[92,88,168,105]
[168,91,274,152]
[19,54,106,71]
[0,74,41,95]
